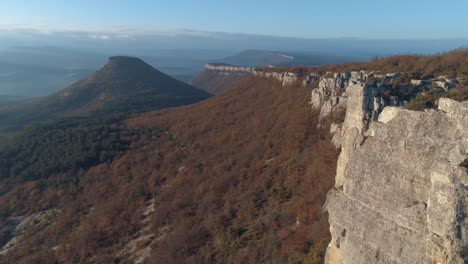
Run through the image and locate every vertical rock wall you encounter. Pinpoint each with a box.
[325,96,468,264]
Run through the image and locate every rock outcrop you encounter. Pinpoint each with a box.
[0,209,60,255]
[308,69,467,263]
[310,71,405,121]
[324,96,468,263]
[309,70,464,123]
[252,70,300,86]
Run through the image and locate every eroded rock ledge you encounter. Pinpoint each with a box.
[310,71,405,121]
[308,71,464,125]
[324,95,468,263]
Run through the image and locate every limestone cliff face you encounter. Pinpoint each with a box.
[191,63,308,96]
[309,72,460,123]
[251,70,300,86]
[201,64,302,87]
[324,90,468,263]
[204,64,253,73]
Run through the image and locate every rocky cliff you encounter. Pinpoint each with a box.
[321,71,468,263]
[191,64,303,93]
[308,71,460,122]
[204,63,254,73]
[251,69,300,87]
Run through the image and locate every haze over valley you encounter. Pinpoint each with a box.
[2,28,468,98]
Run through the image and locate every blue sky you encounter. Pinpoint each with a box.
[1,0,467,39]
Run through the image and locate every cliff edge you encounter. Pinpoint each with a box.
[325,91,468,263]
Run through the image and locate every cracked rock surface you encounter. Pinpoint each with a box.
[325,97,468,264]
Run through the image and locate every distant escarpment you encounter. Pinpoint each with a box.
[216,50,364,68]
[190,64,253,94]
[191,63,304,94]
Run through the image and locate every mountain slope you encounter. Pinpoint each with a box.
[0,56,211,131]
[128,77,340,263]
[0,75,339,264]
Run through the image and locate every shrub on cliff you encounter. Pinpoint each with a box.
[406,86,468,111]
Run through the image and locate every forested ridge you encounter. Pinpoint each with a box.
[0,115,149,182]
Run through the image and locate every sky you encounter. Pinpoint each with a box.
[0,0,467,39]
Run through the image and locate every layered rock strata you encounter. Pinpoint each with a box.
[325,96,468,263]
[205,64,253,73]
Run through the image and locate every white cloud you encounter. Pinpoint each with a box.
[0,24,244,39]
[89,34,111,40]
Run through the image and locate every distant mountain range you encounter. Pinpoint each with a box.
[2,30,468,97]
[0,56,210,131]
[217,50,363,67]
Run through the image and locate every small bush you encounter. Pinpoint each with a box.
[405,86,468,111]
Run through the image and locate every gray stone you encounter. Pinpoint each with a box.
[303,72,321,86]
[325,97,468,264]
[448,144,468,166]
[378,107,401,124]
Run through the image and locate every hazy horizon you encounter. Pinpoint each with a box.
[1,31,468,97]
[1,1,468,97]
[1,0,468,39]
